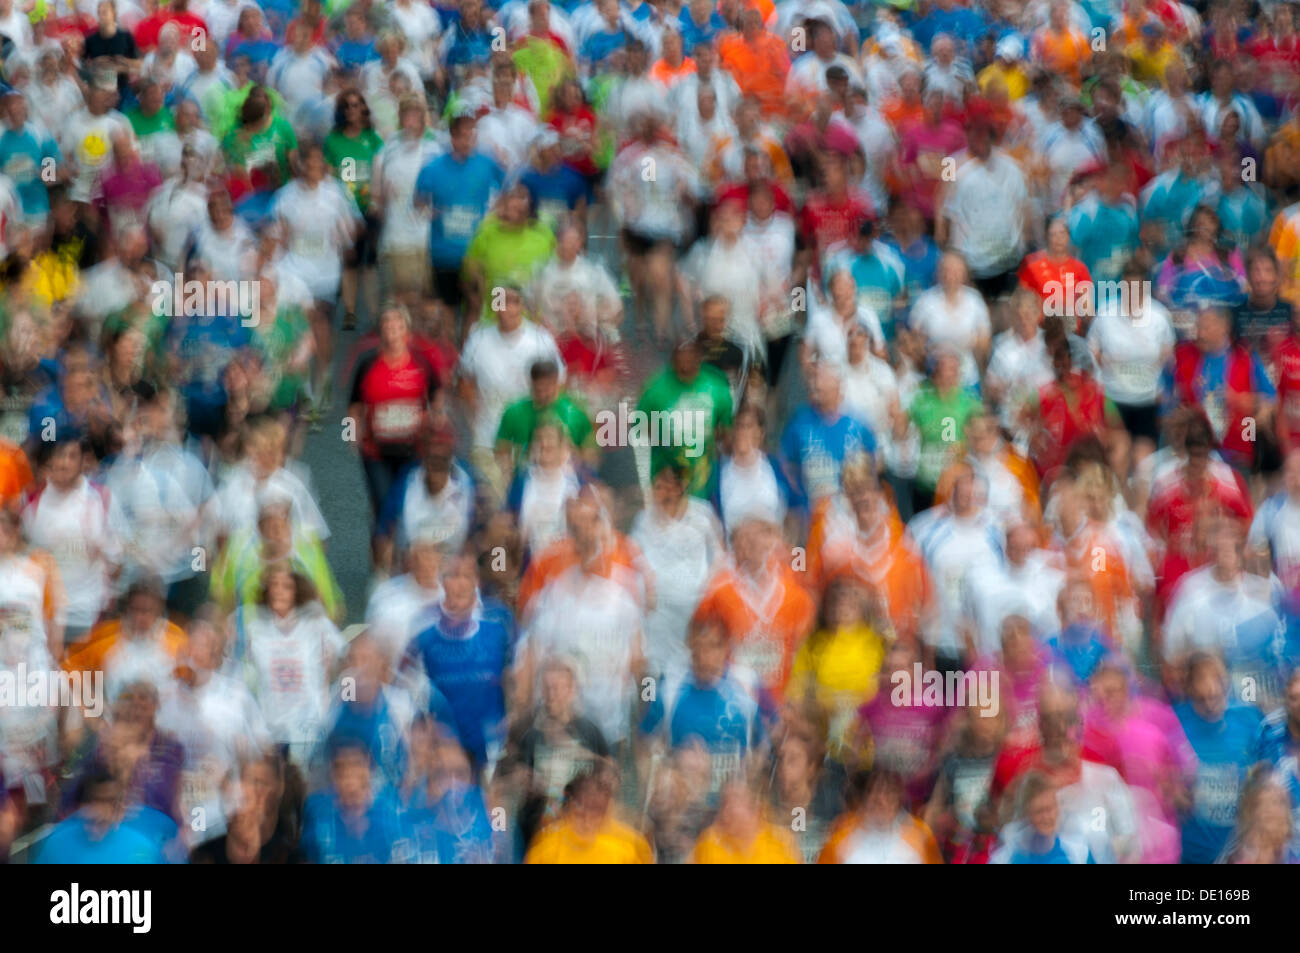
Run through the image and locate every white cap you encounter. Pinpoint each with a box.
[995,34,1025,61]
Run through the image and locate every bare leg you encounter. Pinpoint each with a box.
[340,268,358,329]
[645,245,675,344]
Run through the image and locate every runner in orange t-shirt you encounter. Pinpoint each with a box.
[649,29,696,88]
[516,490,651,620]
[63,579,187,675]
[809,467,936,647]
[1031,11,1092,87]
[718,8,791,118]
[693,517,816,703]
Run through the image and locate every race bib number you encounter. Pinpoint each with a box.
[372,400,422,442]
[1193,763,1241,826]
[246,142,276,173]
[919,443,951,484]
[537,199,568,231]
[874,732,927,776]
[735,633,784,684]
[1113,361,1152,392]
[709,748,743,793]
[442,206,479,240]
[292,233,328,259]
[801,446,838,500]
[270,657,304,694]
[2,153,34,184]
[1285,392,1300,422]
[0,411,27,445]
[950,765,993,830]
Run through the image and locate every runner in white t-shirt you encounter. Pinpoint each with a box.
[21,440,121,639]
[235,565,345,766]
[517,563,646,745]
[458,287,564,502]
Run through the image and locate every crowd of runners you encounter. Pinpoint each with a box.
[0,0,1297,864]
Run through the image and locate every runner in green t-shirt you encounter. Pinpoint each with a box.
[323,91,384,329]
[908,349,984,496]
[323,106,383,214]
[512,33,574,113]
[634,340,734,498]
[254,302,314,414]
[125,79,175,139]
[220,86,298,197]
[495,360,595,474]
[463,182,557,321]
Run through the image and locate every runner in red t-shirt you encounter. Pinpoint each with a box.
[348,307,441,516]
[798,152,874,279]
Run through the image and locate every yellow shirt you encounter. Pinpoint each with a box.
[1124,41,1179,85]
[788,623,887,714]
[690,824,802,864]
[24,251,80,306]
[524,816,654,864]
[977,62,1029,101]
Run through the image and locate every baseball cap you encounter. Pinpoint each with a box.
[995,34,1024,60]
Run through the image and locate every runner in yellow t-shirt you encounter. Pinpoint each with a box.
[524,763,654,863]
[689,781,802,863]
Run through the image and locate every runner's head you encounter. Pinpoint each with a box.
[699,294,729,338]
[1017,770,1061,837]
[528,359,560,407]
[329,736,375,812]
[1036,676,1081,751]
[651,460,688,510]
[808,360,843,415]
[448,113,476,159]
[495,283,525,331]
[540,655,580,720]
[670,336,702,382]
[378,303,411,353]
[688,614,730,685]
[441,551,479,615]
[1186,652,1229,721]
[122,576,166,635]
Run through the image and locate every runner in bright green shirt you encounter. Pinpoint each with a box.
[220,87,298,195]
[125,81,175,139]
[512,33,574,113]
[253,303,314,413]
[634,340,734,498]
[908,349,985,496]
[495,360,595,474]
[462,182,556,321]
[323,106,384,213]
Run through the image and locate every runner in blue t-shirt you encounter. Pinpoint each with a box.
[1175,654,1265,863]
[414,114,505,310]
[400,554,515,767]
[779,363,876,508]
[0,93,60,223]
[300,739,415,864]
[36,770,176,864]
